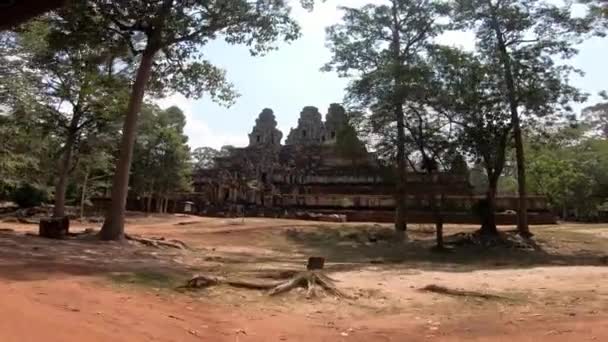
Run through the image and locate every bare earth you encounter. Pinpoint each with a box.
[0,215,607,341]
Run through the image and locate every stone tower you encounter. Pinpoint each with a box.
[323,103,348,143]
[285,106,325,145]
[248,108,283,147]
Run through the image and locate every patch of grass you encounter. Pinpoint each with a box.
[108,270,183,289]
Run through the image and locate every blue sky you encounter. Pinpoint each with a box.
[159,1,608,149]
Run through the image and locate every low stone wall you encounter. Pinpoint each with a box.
[338,210,556,225]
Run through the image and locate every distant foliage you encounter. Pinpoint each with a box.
[11,183,48,208]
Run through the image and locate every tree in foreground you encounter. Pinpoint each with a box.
[0,15,128,217]
[433,48,513,235]
[451,0,597,237]
[84,0,318,240]
[434,42,583,235]
[324,0,447,238]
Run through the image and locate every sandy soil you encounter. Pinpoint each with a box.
[0,214,607,341]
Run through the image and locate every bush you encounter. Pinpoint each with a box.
[11,183,48,208]
[0,181,15,201]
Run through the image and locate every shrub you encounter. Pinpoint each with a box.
[11,183,48,208]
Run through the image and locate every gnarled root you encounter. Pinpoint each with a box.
[420,284,505,300]
[125,234,189,249]
[268,271,347,298]
[180,271,347,299]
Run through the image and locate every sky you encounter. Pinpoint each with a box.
[157,1,608,150]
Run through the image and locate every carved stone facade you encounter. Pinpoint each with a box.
[285,105,348,145]
[192,103,553,223]
[248,108,282,147]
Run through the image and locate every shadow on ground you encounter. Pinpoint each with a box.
[0,230,195,283]
[0,221,606,285]
[282,224,608,273]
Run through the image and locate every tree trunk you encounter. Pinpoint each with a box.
[156,196,162,213]
[146,195,152,214]
[430,173,444,249]
[391,0,407,236]
[53,115,80,218]
[99,48,157,240]
[489,6,531,237]
[395,104,408,235]
[80,166,89,221]
[479,179,499,236]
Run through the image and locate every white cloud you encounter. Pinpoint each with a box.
[156,94,249,150]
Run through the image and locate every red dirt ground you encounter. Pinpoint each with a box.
[0,215,606,341]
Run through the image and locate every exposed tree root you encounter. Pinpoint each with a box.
[179,274,280,291]
[267,271,344,298]
[180,271,347,299]
[125,234,189,249]
[445,230,537,250]
[420,284,505,300]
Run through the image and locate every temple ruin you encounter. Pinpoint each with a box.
[193,104,554,224]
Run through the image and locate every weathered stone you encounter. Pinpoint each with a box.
[191,104,553,224]
[249,108,283,147]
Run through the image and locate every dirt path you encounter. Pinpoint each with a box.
[0,215,607,341]
[1,275,605,342]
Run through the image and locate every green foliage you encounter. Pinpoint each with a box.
[324,0,449,167]
[86,0,323,105]
[527,126,608,217]
[581,100,608,138]
[192,147,221,170]
[0,109,60,198]
[11,183,48,208]
[131,104,192,199]
[1,16,129,214]
[334,122,367,165]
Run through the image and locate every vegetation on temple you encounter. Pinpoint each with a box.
[324,0,448,237]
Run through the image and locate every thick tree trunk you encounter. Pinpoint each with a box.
[395,104,408,235]
[489,6,531,237]
[479,180,499,236]
[53,115,80,218]
[391,0,407,236]
[99,48,157,240]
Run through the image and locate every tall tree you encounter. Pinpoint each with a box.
[581,93,608,138]
[0,15,129,217]
[131,104,192,213]
[451,0,595,237]
[325,0,447,238]
[435,43,582,234]
[192,147,221,171]
[86,0,318,240]
[435,49,513,235]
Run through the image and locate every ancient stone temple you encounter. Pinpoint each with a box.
[248,108,282,147]
[193,104,553,224]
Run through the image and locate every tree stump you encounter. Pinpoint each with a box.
[307,256,325,270]
[39,216,69,239]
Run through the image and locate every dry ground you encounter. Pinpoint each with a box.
[0,214,607,341]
